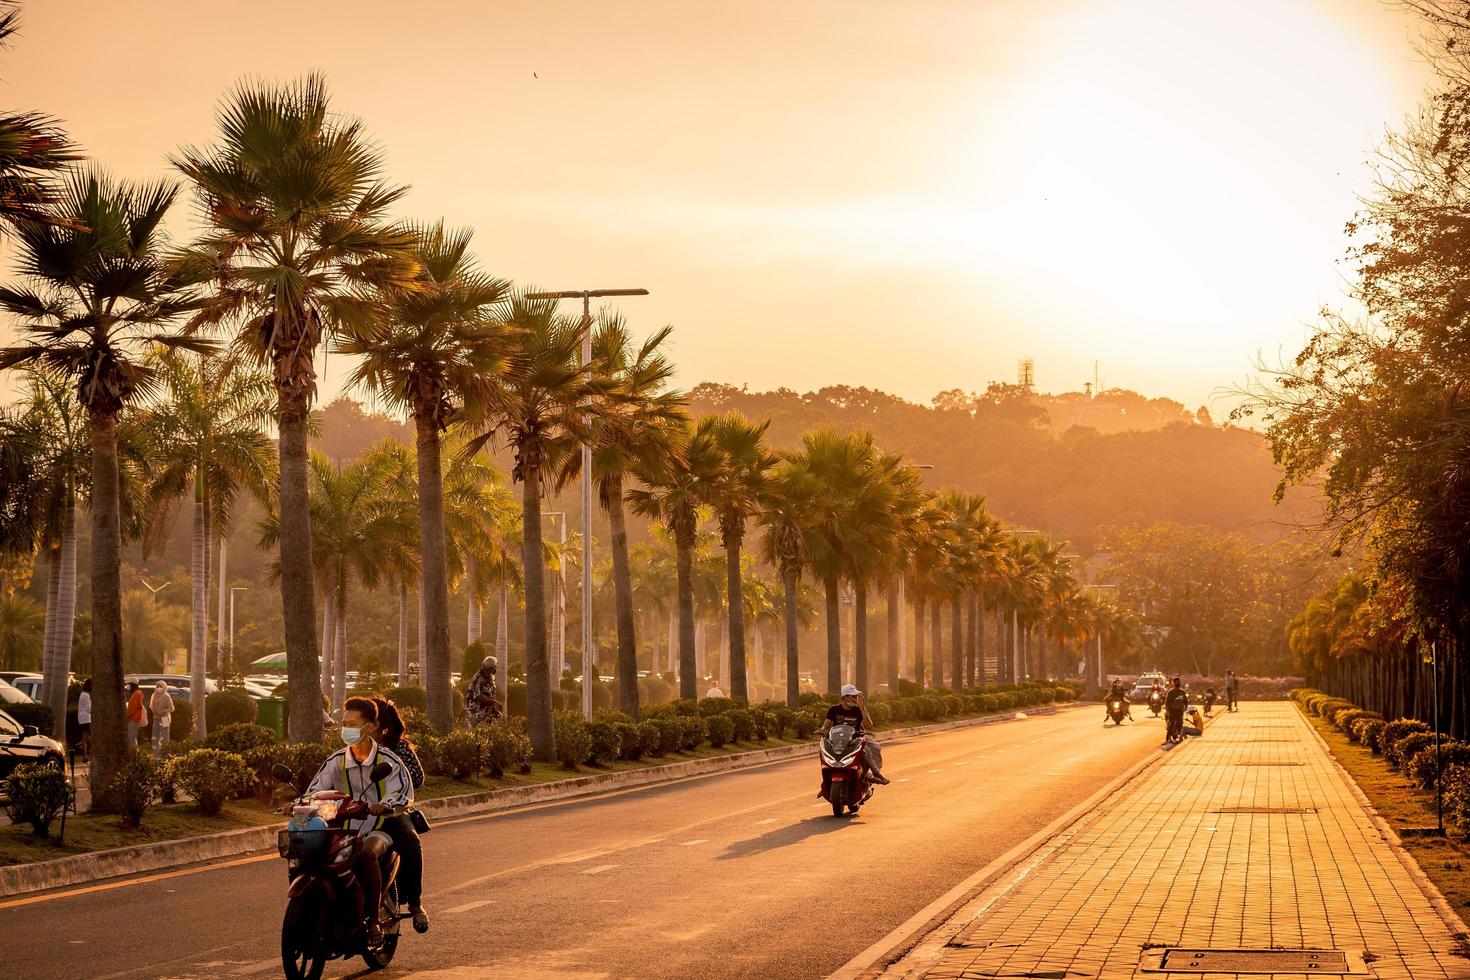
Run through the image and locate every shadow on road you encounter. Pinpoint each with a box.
[717,814,855,861]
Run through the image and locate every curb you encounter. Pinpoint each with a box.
[0,702,1073,899]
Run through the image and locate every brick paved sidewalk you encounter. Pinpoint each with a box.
[875,703,1470,980]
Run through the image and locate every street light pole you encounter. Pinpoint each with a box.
[229,587,248,676]
[526,288,648,718]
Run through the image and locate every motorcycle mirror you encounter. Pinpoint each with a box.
[271,763,295,784]
[369,761,394,783]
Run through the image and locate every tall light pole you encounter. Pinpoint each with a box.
[526,288,649,718]
[229,587,249,675]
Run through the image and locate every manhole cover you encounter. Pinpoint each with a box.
[1215,806,1316,814]
[1141,948,1367,974]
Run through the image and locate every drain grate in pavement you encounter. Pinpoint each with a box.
[1141,948,1366,974]
[1215,806,1316,814]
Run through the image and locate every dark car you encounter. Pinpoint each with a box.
[0,706,64,786]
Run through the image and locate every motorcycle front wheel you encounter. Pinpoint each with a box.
[281,893,327,980]
[361,882,400,971]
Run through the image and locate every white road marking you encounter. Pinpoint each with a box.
[898,778,911,783]
[231,960,280,976]
[581,864,619,874]
[929,769,942,773]
[446,899,496,914]
[681,838,709,846]
[755,817,778,825]
[954,761,967,766]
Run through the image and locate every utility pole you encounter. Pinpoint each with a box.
[526,288,648,718]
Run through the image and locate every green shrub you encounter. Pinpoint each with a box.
[614,721,645,760]
[441,730,481,779]
[644,719,678,756]
[414,732,444,777]
[278,742,331,795]
[384,685,428,713]
[205,689,258,728]
[706,714,735,748]
[1407,740,1470,791]
[204,723,276,755]
[584,718,622,766]
[868,702,892,727]
[698,697,737,717]
[793,707,823,738]
[111,748,164,828]
[169,699,195,741]
[5,701,56,737]
[241,744,287,798]
[1444,764,1470,833]
[1321,700,1358,726]
[506,681,528,717]
[678,715,707,751]
[887,699,910,723]
[748,709,772,740]
[797,692,831,708]
[896,679,924,697]
[1355,718,1388,754]
[943,695,963,716]
[168,748,250,816]
[768,707,796,737]
[1389,731,1437,771]
[726,708,755,742]
[1381,719,1432,765]
[4,762,69,836]
[477,719,533,778]
[1335,709,1382,741]
[553,711,592,771]
[639,674,674,705]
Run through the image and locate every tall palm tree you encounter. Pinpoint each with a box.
[760,455,823,707]
[341,221,510,731]
[0,592,42,670]
[0,3,78,233]
[0,170,208,808]
[561,312,684,718]
[470,294,607,759]
[173,75,421,742]
[140,352,274,736]
[699,413,776,702]
[629,418,721,701]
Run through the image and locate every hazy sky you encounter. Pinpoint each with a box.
[0,0,1435,411]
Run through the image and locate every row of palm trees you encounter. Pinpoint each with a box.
[0,71,1127,802]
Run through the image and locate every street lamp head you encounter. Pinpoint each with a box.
[525,288,649,300]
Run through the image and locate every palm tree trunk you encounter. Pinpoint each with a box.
[823,575,841,694]
[413,415,454,733]
[40,544,60,728]
[466,556,481,645]
[397,584,409,683]
[320,587,334,698]
[950,596,963,692]
[190,483,208,738]
[1037,626,1048,681]
[495,581,509,697]
[931,598,944,689]
[675,533,698,699]
[333,583,347,709]
[216,534,228,677]
[607,476,640,718]
[696,620,707,687]
[667,608,677,677]
[977,585,987,685]
[913,594,926,689]
[277,396,322,744]
[417,586,427,675]
[519,464,554,760]
[43,502,76,739]
[783,568,800,708]
[87,410,126,810]
[886,580,900,695]
[854,584,869,693]
[965,593,978,688]
[725,531,748,702]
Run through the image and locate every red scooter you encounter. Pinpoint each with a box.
[818,724,874,817]
[271,762,407,979]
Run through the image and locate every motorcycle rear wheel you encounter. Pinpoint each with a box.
[831,801,845,817]
[361,882,400,971]
[281,894,327,980]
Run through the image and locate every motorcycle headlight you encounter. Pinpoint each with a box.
[315,800,339,822]
[838,750,861,767]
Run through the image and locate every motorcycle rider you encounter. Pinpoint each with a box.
[305,696,413,944]
[1164,676,1189,743]
[817,685,890,785]
[1104,678,1133,722]
[1147,680,1164,715]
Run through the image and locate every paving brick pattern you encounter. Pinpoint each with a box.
[888,704,1469,980]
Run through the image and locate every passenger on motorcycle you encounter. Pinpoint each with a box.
[817,685,890,785]
[305,696,413,944]
[366,697,429,934]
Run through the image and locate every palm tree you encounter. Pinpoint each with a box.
[173,75,421,742]
[629,418,721,701]
[140,352,274,736]
[0,592,42,669]
[341,221,510,731]
[0,170,208,808]
[699,413,776,702]
[842,448,906,693]
[470,294,607,759]
[562,312,684,718]
[760,455,823,707]
[0,3,78,233]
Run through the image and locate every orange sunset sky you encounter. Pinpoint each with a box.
[0,0,1437,411]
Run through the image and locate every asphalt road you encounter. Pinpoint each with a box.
[7,705,1164,980]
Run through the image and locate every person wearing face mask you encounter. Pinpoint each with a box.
[304,696,413,944]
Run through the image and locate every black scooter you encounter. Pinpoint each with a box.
[1106,697,1130,726]
[1147,690,1164,717]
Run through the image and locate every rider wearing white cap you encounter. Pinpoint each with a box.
[817,684,890,784]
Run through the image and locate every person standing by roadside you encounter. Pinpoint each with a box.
[125,680,147,745]
[1164,676,1188,744]
[76,678,93,762]
[1225,670,1239,713]
[465,656,502,728]
[149,681,174,758]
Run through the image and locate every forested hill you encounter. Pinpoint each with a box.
[687,383,1315,550]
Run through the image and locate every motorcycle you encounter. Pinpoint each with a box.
[1106,697,1129,726]
[270,762,410,979]
[818,724,873,817]
[1147,690,1164,718]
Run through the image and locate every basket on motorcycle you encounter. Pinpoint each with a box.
[278,827,334,860]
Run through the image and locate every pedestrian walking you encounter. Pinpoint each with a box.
[125,680,147,746]
[76,678,92,762]
[1164,676,1188,744]
[149,681,174,758]
[1225,670,1239,712]
[465,656,502,728]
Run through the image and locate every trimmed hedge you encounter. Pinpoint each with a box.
[1406,740,1470,791]
[1389,731,1437,771]
[167,748,251,816]
[205,689,258,728]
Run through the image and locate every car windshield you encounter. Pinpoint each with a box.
[0,709,20,736]
[0,681,30,703]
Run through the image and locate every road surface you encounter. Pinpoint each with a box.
[7,704,1163,979]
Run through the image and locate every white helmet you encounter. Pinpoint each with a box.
[840,684,860,697]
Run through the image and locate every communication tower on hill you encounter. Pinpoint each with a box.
[1018,357,1034,391]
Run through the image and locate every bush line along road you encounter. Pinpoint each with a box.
[4,705,1165,979]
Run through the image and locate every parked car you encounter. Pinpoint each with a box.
[0,678,36,707]
[0,706,64,787]
[3,673,43,701]
[129,674,220,698]
[0,670,41,686]
[1128,671,1167,703]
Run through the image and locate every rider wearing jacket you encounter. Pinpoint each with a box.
[306,696,413,943]
[1164,677,1189,742]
